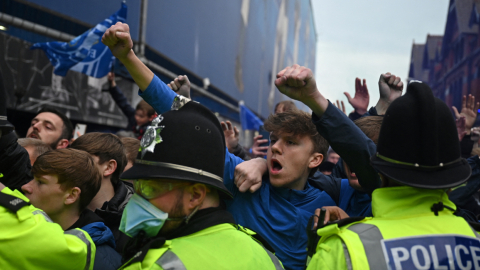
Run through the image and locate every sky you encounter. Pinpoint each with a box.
[311,0,450,114]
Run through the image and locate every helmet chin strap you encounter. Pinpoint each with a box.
[431,189,455,216]
[166,204,201,224]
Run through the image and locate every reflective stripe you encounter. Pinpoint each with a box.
[347,223,386,270]
[156,250,187,270]
[32,210,53,222]
[65,229,92,270]
[262,247,284,270]
[155,246,283,270]
[470,225,480,239]
[342,242,353,270]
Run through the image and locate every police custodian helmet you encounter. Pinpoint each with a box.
[121,99,232,198]
[370,81,471,189]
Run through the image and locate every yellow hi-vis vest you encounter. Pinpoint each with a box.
[307,186,480,270]
[120,224,284,270]
[0,187,96,270]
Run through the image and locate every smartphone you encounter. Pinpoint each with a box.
[258,126,270,147]
[74,124,87,139]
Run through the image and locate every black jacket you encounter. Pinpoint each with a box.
[95,180,134,253]
[0,130,32,191]
[108,86,151,139]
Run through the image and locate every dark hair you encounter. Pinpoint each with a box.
[71,132,127,185]
[120,137,140,165]
[32,148,102,211]
[274,100,298,113]
[264,110,328,175]
[354,116,383,144]
[37,107,74,141]
[135,100,156,117]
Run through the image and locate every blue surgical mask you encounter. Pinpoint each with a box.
[119,193,169,238]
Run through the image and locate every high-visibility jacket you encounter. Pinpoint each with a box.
[120,223,284,270]
[0,187,96,270]
[307,186,480,270]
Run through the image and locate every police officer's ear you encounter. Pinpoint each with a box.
[184,183,209,209]
[64,187,81,206]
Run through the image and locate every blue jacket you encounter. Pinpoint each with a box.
[82,222,122,270]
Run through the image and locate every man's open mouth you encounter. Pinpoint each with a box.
[271,158,283,173]
[28,133,39,139]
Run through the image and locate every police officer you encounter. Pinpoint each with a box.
[0,85,96,269]
[0,181,96,269]
[118,100,283,269]
[273,65,480,270]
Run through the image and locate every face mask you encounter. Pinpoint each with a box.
[119,193,169,238]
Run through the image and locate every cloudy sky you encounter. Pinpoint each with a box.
[311,0,449,113]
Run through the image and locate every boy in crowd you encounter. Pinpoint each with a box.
[107,72,156,139]
[70,132,134,251]
[22,148,121,270]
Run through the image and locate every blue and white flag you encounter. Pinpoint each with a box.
[240,103,264,131]
[31,3,127,78]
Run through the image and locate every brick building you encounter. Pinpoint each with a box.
[408,0,480,110]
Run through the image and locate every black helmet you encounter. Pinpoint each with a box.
[370,81,471,189]
[121,101,232,198]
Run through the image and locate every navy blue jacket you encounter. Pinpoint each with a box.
[68,210,122,270]
[307,102,377,217]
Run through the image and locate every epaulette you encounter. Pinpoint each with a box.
[325,216,366,228]
[306,215,365,264]
[249,229,275,253]
[0,192,30,213]
[122,237,166,268]
[235,224,275,253]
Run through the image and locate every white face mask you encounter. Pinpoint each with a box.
[119,193,169,238]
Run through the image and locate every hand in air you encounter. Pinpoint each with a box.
[102,22,133,61]
[274,64,319,104]
[452,95,479,134]
[344,78,369,115]
[167,75,191,98]
[221,121,240,153]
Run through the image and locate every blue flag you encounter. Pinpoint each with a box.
[240,104,264,130]
[31,3,127,78]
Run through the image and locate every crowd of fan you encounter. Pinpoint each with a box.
[1,21,479,270]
